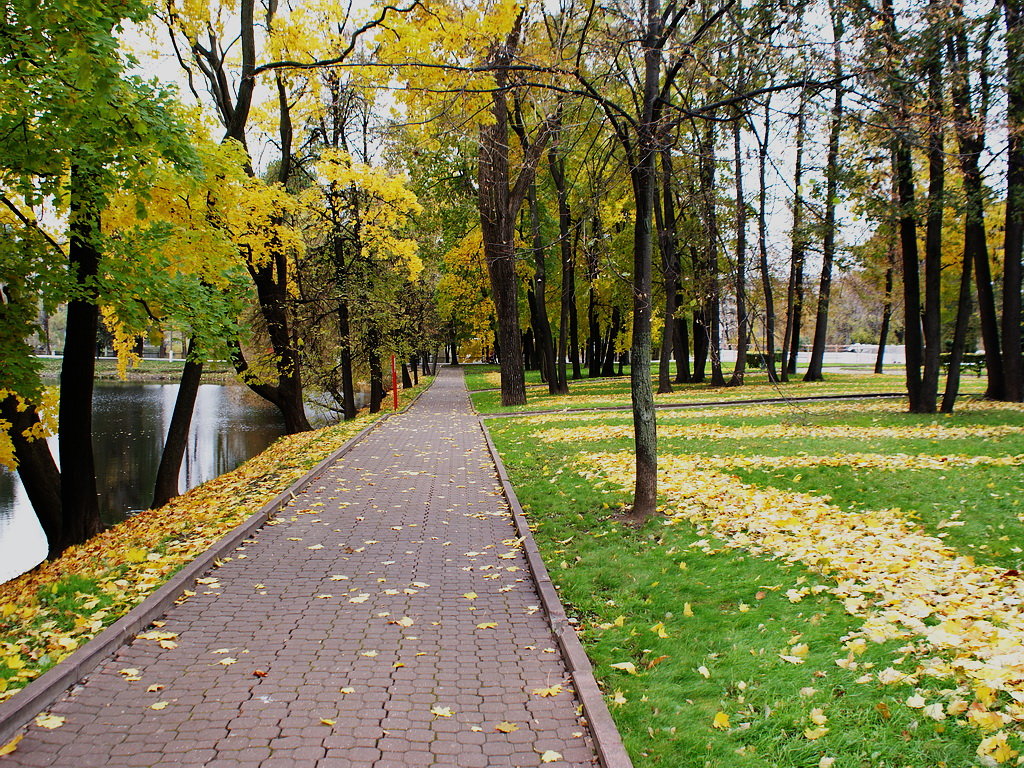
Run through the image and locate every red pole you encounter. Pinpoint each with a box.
[391,353,399,410]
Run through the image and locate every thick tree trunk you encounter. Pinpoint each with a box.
[893,144,927,411]
[478,96,527,405]
[152,338,203,508]
[0,397,62,556]
[60,165,103,547]
[401,362,412,389]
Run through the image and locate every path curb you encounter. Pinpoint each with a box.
[479,420,634,768]
[0,381,434,748]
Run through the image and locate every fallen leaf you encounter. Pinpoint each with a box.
[495,721,519,733]
[462,592,477,600]
[533,684,564,697]
[540,750,562,763]
[149,702,169,711]
[476,622,498,629]
[0,734,23,756]
[712,711,730,729]
[219,657,237,666]
[340,687,355,694]
[430,706,454,718]
[146,684,165,692]
[320,718,336,726]
[804,727,829,740]
[610,661,637,674]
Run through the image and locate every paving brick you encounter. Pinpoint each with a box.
[2,369,601,767]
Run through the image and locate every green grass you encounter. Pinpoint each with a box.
[485,394,1024,767]
[468,368,981,414]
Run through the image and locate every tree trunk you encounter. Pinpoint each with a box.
[893,144,926,411]
[479,106,527,405]
[401,362,412,389]
[548,133,574,394]
[152,338,203,508]
[60,164,103,547]
[949,14,1005,399]
[338,299,357,420]
[875,249,895,374]
[804,12,844,383]
[654,148,679,394]
[526,184,560,393]
[782,91,808,381]
[730,115,748,386]
[941,246,975,412]
[756,98,778,381]
[674,303,691,383]
[0,397,62,556]
[920,0,945,411]
[1004,0,1024,401]
[697,121,725,386]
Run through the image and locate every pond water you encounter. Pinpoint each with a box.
[0,383,289,584]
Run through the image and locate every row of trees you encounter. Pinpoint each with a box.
[2,0,1023,552]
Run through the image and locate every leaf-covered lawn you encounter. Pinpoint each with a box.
[0,380,431,701]
[487,397,1024,767]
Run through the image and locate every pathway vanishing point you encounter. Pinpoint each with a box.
[2,368,610,768]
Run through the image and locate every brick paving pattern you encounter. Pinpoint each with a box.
[5,368,599,767]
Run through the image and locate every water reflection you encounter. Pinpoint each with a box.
[0,383,288,583]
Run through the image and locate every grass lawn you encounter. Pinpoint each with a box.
[485,390,1024,767]
[465,364,986,414]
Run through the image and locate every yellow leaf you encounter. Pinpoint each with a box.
[146,684,164,693]
[5,655,25,670]
[650,622,669,638]
[150,702,169,711]
[125,548,148,563]
[0,734,23,756]
[462,592,477,600]
[610,661,637,674]
[476,622,498,629]
[683,603,694,617]
[697,665,711,679]
[809,708,828,726]
[340,687,355,694]
[393,617,414,628]
[712,711,730,729]
[219,657,237,666]
[819,758,836,768]
[612,690,627,705]
[540,750,562,763]
[35,714,65,729]
[320,718,336,726]
[495,721,519,733]
[532,684,564,697]
[430,706,454,718]
[804,727,829,740]
[361,650,379,658]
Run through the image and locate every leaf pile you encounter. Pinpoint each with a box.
[583,447,1024,762]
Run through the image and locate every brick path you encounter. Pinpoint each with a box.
[6,368,599,768]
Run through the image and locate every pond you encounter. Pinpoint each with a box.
[0,383,289,584]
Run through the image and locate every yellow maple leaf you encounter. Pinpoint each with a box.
[35,714,65,729]
[532,684,564,697]
[462,592,477,600]
[540,750,562,763]
[495,721,519,733]
[804,727,829,740]
[712,711,730,729]
[476,622,498,629]
[650,622,669,638]
[0,734,23,756]
[610,661,637,674]
[430,706,454,717]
